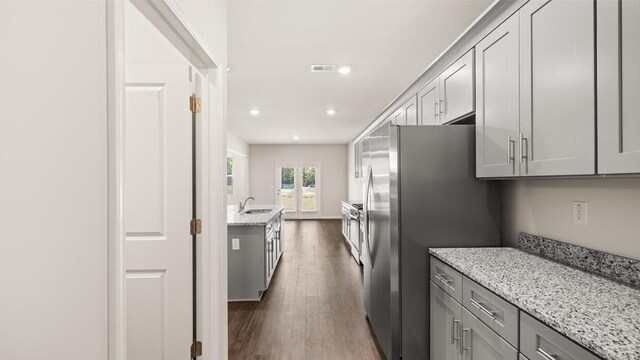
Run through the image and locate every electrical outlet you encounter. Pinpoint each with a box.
[232,238,240,250]
[572,201,587,225]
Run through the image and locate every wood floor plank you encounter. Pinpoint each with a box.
[228,219,385,360]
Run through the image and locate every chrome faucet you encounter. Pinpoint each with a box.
[239,197,255,212]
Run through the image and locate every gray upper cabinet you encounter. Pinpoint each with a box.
[418,78,440,125]
[392,95,418,126]
[430,282,462,360]
[476,14,520,178]
[440,49,475,124]
[519,0,596,176]
[462,307,518,360]
[597,0,640,174]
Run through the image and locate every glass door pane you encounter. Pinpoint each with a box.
[301,166,317,212]
[278,166,296,212]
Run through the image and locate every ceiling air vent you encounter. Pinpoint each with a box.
[310,64,337,73]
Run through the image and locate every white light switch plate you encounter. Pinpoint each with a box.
[232,238,240,250]
[572,201,587,225]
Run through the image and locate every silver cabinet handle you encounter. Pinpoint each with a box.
[537,348,559,360]
[469,298,496,318]
[520,132,528,163]
[434,99,439,117]
[452,319,461,347]
[461,328,471,357]
[434,273,452,286]
[507,136,515,164]
[439,99,446,114]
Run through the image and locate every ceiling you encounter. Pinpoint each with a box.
[228,0,493,144]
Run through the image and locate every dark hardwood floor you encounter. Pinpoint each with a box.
[228,219,385,360]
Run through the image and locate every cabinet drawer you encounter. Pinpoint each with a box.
[462,307,518,360]
[430,256,463,303]
[520,312,600,360]
[463,276,519,348]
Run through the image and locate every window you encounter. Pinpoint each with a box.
[301,166,317,212]
[227,157,233,195]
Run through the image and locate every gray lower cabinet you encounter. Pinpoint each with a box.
[597,0,640,174]
[462,307,518,360]
[520,312,600,360]
[228,213,284,301]
[518,0,596,176]
[430,281,463,360]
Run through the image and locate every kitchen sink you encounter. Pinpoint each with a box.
[241,209,272,215]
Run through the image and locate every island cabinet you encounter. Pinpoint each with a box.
[227,210,284,301]
[476,0,597,178]
[597,0,640,174]
[429,256,603,360]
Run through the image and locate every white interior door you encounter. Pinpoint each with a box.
[125,65,192,360]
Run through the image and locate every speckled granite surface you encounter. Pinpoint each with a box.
[519,232,640,288]
[227,205,283,226]
[429,247,640,360]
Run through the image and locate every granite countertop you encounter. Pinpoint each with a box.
[227,204,284,226]
[429,247,640,360]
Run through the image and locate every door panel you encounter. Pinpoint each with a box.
[476,14,520,178]
[462,308,517,360]
[404,95,418,126]
[597,0,640,173]
[277,165,297,214]
[418,78,440,125]
[519,0,595,176]
[430,282,462,360]
[440,50,475,123]
[125,65,192,360]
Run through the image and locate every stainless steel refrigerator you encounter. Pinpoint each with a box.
[361,123,501,360]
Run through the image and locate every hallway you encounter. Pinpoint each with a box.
[228,220,384,359]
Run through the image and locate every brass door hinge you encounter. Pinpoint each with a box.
[190,340,202,357]
[190,219,202,235]
[190,96,202,113]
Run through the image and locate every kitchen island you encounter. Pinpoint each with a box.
[227,205,285,301]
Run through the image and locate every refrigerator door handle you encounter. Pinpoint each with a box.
[363,165,374,268]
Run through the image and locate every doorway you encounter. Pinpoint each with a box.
[276,163,320,219]
[108,1,225,359]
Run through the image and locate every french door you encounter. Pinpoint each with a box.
[276,163,320,219]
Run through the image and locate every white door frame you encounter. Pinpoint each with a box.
[106,1,227,359]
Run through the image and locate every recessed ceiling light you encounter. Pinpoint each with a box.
[337,66,351,75]
[326,109,336,116]
[293,135,300,141]
[226,66,231,72]
[249,109,260,116]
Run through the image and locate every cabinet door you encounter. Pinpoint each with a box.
[430,282,462,360]
[597,0,640,174]
[476,15,520,178]
[440,49,475,123]
[403,95,418,125]
[519,0,595,176]
[418,78,440,125]
[462,308,517,360]
[393,107,405,126]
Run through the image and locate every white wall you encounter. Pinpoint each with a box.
[0,2,108,359]
[502,178,640,260]
[249,144,348,218]
[0,1,228,360]
[347,141,364,201]
[227,132,249,206]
